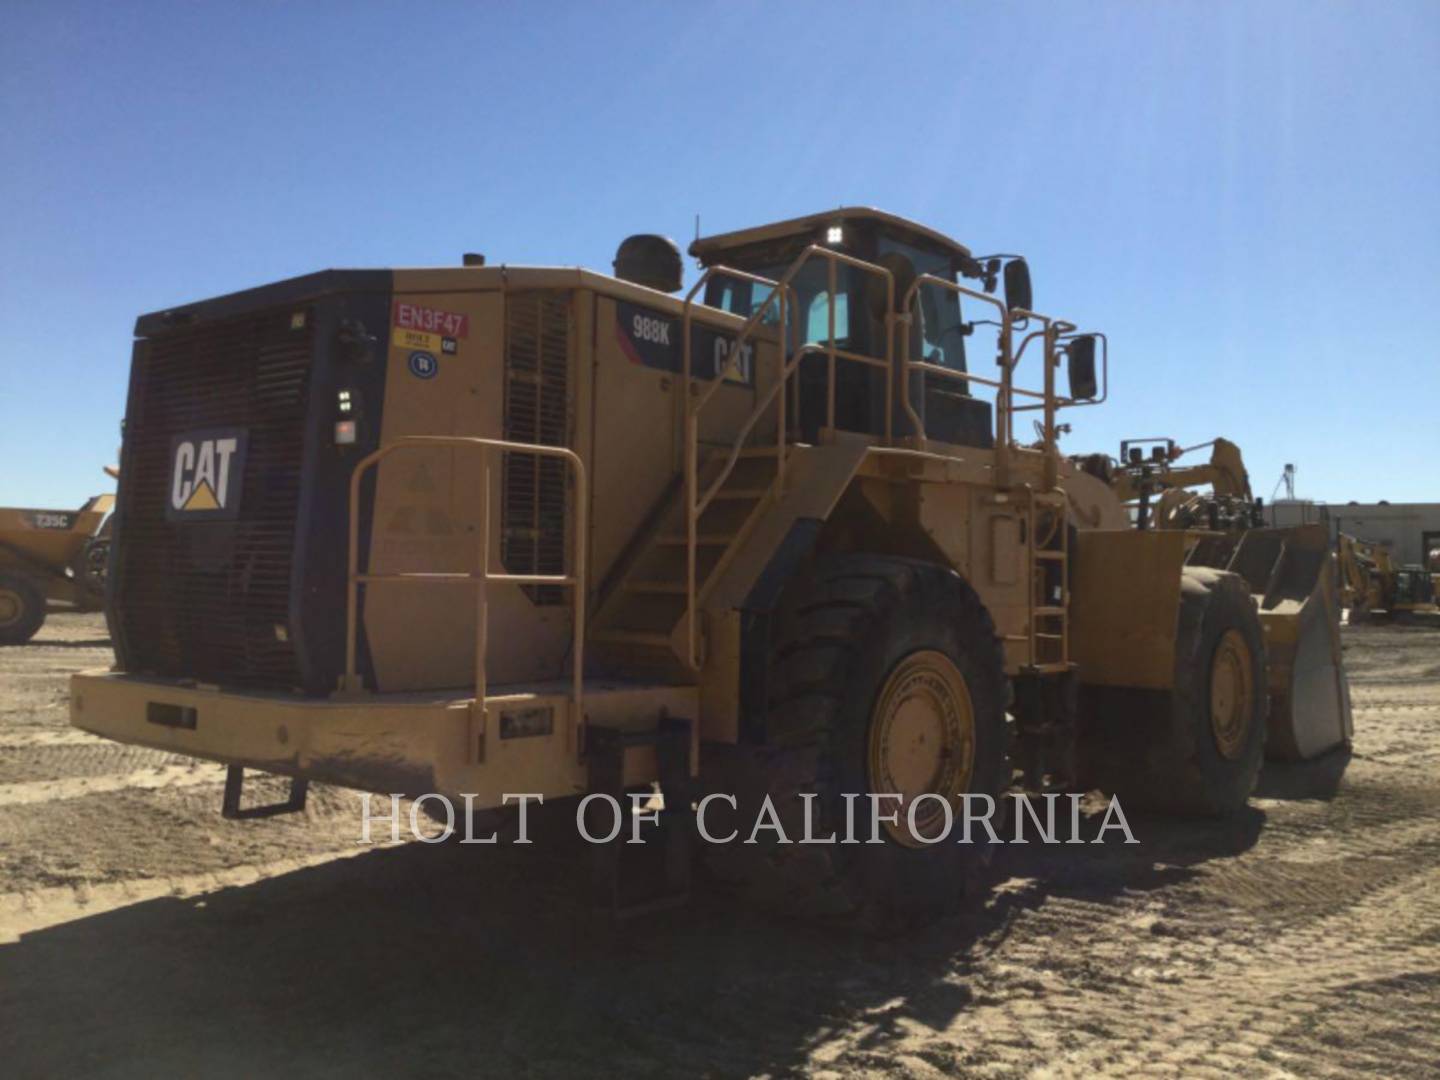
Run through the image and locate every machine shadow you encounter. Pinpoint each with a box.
[1255,745,1353,802]
[30,636,114,648]
[0,807,1264,1079]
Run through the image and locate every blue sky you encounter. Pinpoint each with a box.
[2,1,1436,507]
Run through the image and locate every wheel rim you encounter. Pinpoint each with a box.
[866,650,975,848]
[0,587,22,628]
[1209,629,1254,760]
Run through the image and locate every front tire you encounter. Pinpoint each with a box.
[0,572,46,645]
[712,554,1011,931]
[1078,567,1267,816]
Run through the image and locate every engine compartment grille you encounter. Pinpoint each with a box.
[113,307,313,688]
[502,292,571,605]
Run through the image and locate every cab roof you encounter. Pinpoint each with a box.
[688,206,973,264]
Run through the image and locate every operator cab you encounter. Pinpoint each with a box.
[1394,567,1436,608]
[690,207,1001,448]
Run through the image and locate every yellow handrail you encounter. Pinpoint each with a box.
[897,274,1015,479]
[676,250,1093,669]
[679,245,895,667]
[897,273,1089,493]
[342,435,588,760]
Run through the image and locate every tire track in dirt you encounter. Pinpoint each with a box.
[0,614,372,904]
[805,689,1440,1078]
[0,846,374,943]
[819,857,1440,1077]
[0,780,368,895]
[0,729,105,749]
[4,613,1440,1077]
[0,763,226,806]
[1078,863,1440,1076]
[0,740,189,784]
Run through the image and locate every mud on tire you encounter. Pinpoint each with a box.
[705,554,1011,932]
[1077,567,1267,816]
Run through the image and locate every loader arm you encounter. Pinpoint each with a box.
[1110,436,1252,503]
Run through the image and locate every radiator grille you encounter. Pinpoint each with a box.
[502,292,571,605]
[114,307,313,688]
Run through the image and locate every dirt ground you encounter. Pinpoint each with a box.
[2,613,1438,1078]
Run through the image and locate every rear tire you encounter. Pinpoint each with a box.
[0,572,46,645]
[1077,568,1267,816]
[707,554,1011,931]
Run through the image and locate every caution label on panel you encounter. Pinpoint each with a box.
[391,301,469,355]
[391,328,443,353]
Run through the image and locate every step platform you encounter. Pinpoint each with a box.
[71,669,699,811]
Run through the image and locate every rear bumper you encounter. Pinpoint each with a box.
[70,670,696,808]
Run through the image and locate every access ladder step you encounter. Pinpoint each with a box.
[624,580,687,595]
[592,629,673,649]
[587,718,695,921]
[1033,550,1068,561]
[708,489,768,501]
[221,766,308,820]
[1034,606,1067,616]
[658,533,736,546]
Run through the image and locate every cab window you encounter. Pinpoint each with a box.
[805,290,849,345]
[877,237,966,372]
[709,275,782,325]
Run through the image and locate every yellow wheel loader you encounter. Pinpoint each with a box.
[1100,436,1257,531]
[1339,533,1440,622]
[71,208,1353,926]
[0,488,114,644]
[1076,435,1353,760]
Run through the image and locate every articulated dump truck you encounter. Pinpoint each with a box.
[0,489,114,644]
[72,208,1352,927]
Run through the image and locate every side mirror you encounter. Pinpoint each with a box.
[1002,259,1032,313]
[1066,335,1099,400]
[982,257,1001,293]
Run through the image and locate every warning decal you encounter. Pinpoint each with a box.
[392,328,443,353]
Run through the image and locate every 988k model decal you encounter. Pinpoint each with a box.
[615,300,754,385]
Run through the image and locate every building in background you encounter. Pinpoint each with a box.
[1327,503,1440,567]
[1269,501,1440,565]
[1267,499,1330,529]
